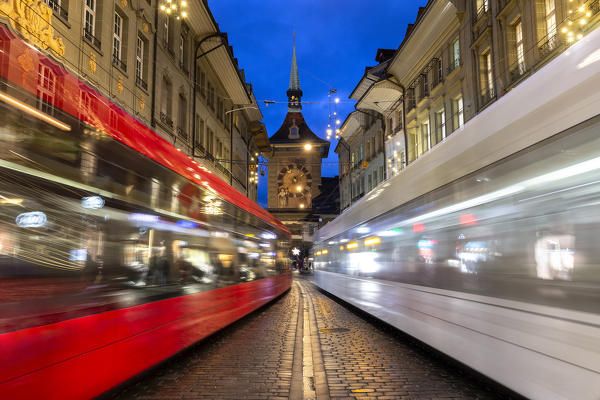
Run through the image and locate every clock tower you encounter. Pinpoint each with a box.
[267,35,329,245]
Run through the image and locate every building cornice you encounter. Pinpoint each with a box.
[388,0,458,83]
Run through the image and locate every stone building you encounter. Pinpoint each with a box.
[336,109,385,211]
[2,0,267,201]
[338,0,600,207]
[267,38,329,245]
[152,1,266,198]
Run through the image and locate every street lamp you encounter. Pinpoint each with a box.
[304,143,312,151]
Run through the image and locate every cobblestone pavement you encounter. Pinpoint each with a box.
[110,275,514,400]
[110,282,300,400]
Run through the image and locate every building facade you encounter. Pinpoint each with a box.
[339,0,599,207]
[336,109,385,211]
[0,0,267,201]
[267,39,329,246]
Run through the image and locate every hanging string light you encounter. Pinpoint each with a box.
[561,1,593,43]
[326,88,339,141]
[159,0,189,19]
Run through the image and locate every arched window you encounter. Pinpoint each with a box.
[289,122,299,139]
[37,64,57,115]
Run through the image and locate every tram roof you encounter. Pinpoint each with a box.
[0,27,289,236]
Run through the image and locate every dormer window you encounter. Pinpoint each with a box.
[289,119,299,139]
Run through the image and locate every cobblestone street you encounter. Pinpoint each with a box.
[110,275,513,400]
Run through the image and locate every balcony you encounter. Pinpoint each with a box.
[195,144,206,155]
[538,33,562,60]
[447,58,460,74]
[591,0,600,16]
[136,76,148,91]
[473,2,490,23]
[498,0,515,14]
[112,56,127,73]
[479,86,496,109]
[214,161,230,176]
[160,112,173,129]
[177,127,188,141]
[351,193,365,203]
[431,75,444,91]
[417,89,429,103]
[508,62,526,85]
[46,0,68,20]
[83,29,101,50]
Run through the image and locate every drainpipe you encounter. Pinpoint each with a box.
[229,105,233,185]
[399,83,407,168]
[150,6,158,128]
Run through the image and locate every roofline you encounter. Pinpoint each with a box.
[349,70,380,100]
[387,0,435,75]
[200,0,252,104]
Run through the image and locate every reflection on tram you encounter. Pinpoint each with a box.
[312,116,600,314]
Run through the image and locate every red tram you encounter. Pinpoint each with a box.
[0,24,291,399]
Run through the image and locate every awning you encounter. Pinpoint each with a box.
[356,80,402,114]
[339,111,362,140]
[199,39,251,105]
[249,121,271,154]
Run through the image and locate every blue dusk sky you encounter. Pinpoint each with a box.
[208,0,429,207]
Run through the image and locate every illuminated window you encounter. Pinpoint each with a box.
[435,109,445,144]
[161,76,172,120]
[480,51,494,101]
[486,52,494,95]
[37,64,56,115]
[418,119,430,156]
[179,34,185,67]
[544,0,556,37]
[450,38,460,70]
[515,20,525,73]
[136,36,144,81]
[453,95,463,131]
[84,0,96,37]
[113,13,123,62]
[476,0,489,14]
[163,14,169,46]
[44,0,62,13]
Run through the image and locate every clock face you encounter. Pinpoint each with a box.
[277,164,312,198]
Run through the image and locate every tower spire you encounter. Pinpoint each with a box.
[287,31,303,111]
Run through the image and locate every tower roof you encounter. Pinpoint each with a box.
[286,33,303,112]
[289,33,300,91]
[269,112,330,158]
[272,33,329,158]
